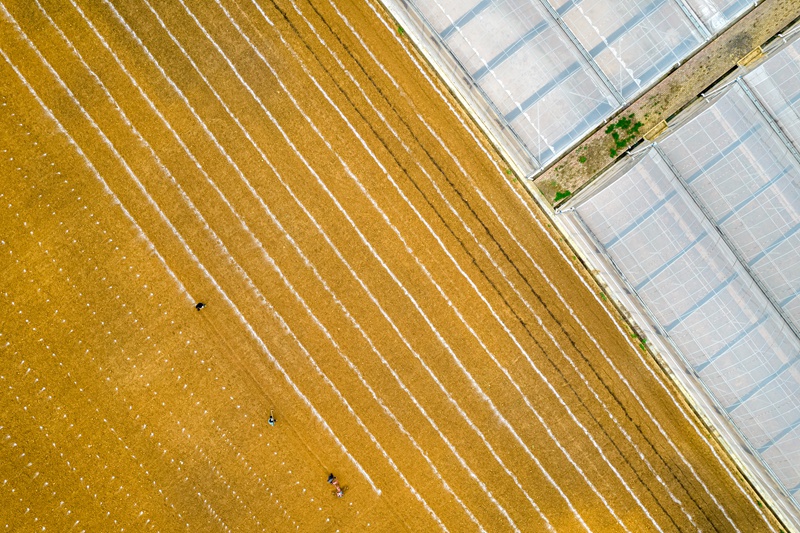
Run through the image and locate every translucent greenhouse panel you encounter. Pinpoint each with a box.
[734,370,799,446]
[681,0,752,32]
[501,62,617,163]
[659,85,800,333]
[428,0,545,74]
[745,39,800,151]
[701,326,800,409]
[574,147,800,497]
[412,0,485,33]
[549,0,704,98]
[732,366,800,457]
[412,0,617,164]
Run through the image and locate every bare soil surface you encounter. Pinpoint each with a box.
[0,0,784,531]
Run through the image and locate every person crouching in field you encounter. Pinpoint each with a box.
[327,473,343,497]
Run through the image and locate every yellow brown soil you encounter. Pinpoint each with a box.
[0,0,785,531]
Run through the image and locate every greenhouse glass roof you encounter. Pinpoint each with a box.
[409,0,752,167]
[568,36,800,504]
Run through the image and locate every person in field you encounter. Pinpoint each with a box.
[327,473,343,497]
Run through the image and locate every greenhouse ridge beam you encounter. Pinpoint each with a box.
[738,77,800,166]
[653,140,800,341]
[672,0,713,39]
[536,0,625,104]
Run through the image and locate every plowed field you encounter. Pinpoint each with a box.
[0,0,783,531]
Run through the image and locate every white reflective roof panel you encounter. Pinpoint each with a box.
[659,84,800,332]
[574,149,800,500]
[553,0,704,98]
[409,0,753,167]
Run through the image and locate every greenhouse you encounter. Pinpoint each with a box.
[390,0,754,168]
[562,33,800,517]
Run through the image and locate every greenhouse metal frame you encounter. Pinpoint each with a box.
[560,32,800,526]
[382,0,755,172]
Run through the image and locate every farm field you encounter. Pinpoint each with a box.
[0,0,784,531]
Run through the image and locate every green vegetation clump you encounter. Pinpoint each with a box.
[631,332,648,351]
[553,189,571,203]
[397,25,406,36]
[606,113,643,158]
